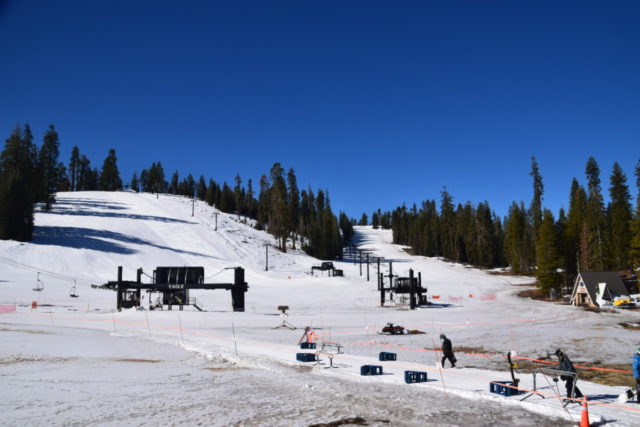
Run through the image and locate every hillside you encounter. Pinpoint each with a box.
[1,191,639,426]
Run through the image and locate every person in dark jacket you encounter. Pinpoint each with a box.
[555,349,583,399]
[633,347,640,403]
[440,334,456,368]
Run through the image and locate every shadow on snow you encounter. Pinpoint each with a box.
[33,226,209,257]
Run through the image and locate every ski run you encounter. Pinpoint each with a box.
[1,191,639,426]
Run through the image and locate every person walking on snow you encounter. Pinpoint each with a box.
[440,334,456,368]
[633,347,640,403]
[555,349,583,399]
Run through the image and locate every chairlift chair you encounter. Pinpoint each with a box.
[69,280,79,298]
[33,272,44,292]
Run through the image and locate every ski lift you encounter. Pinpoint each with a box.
[33,272,44,292]
[69,280,79,298]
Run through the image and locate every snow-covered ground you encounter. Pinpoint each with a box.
[1,191,639,426]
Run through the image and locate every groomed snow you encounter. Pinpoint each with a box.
[1,191,639,426]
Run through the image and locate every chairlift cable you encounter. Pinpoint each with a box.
[0,255,98,287]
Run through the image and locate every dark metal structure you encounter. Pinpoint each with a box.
[103,266,248,312]
[378,263,428,309]
[311,262,343,277]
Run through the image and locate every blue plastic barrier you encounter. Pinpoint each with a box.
[360,365,383,376]
[489,381,520,396]
[379,352,397,361]
[296,353,317,362]
[404,370,428,384]
[300,342,317,350]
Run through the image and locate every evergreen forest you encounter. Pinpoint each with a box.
[0,124,347,260]
[3,124,640,295]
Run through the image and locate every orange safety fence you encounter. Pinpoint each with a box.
[11,310,640,418]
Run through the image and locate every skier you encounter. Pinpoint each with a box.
[634,347,640,403]
[440,334,456,368]
[555,349,583,399]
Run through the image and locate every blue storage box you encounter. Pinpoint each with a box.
[404,370,428,383]
[489,381,520,396]
[296,353,317,362]
[360,364,383,376]
[300,342,317,349]
[379,352,397,361]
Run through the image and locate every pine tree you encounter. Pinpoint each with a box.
[257,174,270,229]
[504,201,532,273]
[99,149,122,191]
[205,179,216,206]
[607,162,632,269]
[149,162,166,194]
[56,162,70,191]
[219,182,235,213]
[131,171,139,192]
[565,178,587,274]
[38,125,60,210]
[169,171,179,194]
[529,157,544,244]
[339,212,354,242]
[440,188,457,261]
[0,125,37,241]
[233,174,243,217]
[178,174,195,197]
[584,157,607,270]
[359,213,368,226]
[535,209,561,295]
[77,155,90,191]
[69,146,80,191]
[246,178,257,218]
[287,169,300,249]
[268,163,288,251]
[628,160,640,270]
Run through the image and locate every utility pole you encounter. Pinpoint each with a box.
[214,212,219,231]
[265,245,269,271]
[192,193,195,217]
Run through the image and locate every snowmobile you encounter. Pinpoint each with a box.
[379,322,405,335]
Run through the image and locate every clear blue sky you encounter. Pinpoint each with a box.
[1,1,639,219]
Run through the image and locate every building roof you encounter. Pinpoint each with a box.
[576,271,629,305]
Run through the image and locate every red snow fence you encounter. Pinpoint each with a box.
[480,294,496,301]
[448,296,463,302]
[0,304,16,314]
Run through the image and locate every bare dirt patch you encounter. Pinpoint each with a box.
[619,322,640,330]
[0,327,53,335]
[114,358,161,363]
[577,362,635,387]
[205,367,247,372]
[309,417,371,427]
[0,356,71,365]
[455,345,502,355]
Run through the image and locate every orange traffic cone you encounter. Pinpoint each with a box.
[580,396,589,427]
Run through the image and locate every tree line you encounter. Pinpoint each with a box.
[0,124,122,240]
[368,156,640,295]
[132,160,348,260]
[0,124,348,260]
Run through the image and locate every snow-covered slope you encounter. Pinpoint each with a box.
[1,191,639,426]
